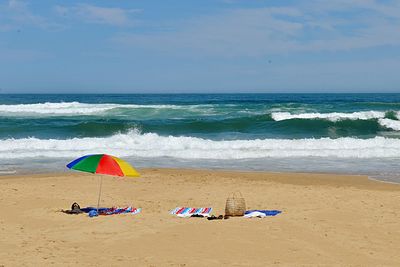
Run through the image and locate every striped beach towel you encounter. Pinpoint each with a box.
[170,207,212,217]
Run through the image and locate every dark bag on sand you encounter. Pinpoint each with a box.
[225,192,246,217]
[62,202,83,214]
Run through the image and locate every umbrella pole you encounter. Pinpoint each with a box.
[96,175,103,213]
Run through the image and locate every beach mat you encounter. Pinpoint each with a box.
[81,206,141,216]
[170,207,212,217]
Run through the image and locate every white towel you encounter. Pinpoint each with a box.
[244,211,267,218]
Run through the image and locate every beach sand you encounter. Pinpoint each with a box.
[0,168,399,266]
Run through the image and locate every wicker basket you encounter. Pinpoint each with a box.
[225,192,246,217]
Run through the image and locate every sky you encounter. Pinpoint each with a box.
[0,0,400,93]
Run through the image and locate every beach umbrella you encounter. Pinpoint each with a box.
[66,154,140,212]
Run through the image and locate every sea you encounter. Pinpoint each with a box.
[1,93,400,183]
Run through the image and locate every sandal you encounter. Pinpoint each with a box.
[207,215,223,220]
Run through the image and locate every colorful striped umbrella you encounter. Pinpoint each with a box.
[66,154,140,213]
[67,154,139,177]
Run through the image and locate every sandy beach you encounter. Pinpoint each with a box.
[0,168,399,266]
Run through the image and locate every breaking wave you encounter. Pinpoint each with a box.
[0,102,189,115]
[271,111,400,131]
[1,130,400,159]
[271,111,387,122]
[378,118,400,131]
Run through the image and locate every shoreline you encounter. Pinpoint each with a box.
[3,156,400,185]
[1,168,399,266]
[2,167,399,188]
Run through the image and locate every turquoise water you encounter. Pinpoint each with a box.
[2,93,400,139]
[1,93,400,182]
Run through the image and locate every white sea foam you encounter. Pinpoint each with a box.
[1,130,400,159]
[378,118,400,131]
[270,111,400,131]
[0,102,192,115]
[0,169,17,174]
[271,111,386,122]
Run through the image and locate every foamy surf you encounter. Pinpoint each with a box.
[1,130,400,159]
[0,168,17,174]
[378,118,400,131]
[271,111,400,131]
[271,111,387,122]
[0,102,195,115]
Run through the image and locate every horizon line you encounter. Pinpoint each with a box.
[1,92,400,95]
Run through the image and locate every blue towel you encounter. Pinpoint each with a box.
[245,210,282,216]
[81,207,107,213]
[81,206,141,216]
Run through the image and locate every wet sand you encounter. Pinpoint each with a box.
[0,168,399,266]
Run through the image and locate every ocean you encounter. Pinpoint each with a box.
[1,93,400,182]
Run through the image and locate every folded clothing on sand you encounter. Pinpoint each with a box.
[81,207,141,216]
[244,210,282,218]
[170,207,212,217]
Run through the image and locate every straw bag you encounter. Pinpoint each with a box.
[225,192,246,217]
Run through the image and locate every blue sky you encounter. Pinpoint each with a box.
[0,0,399,93]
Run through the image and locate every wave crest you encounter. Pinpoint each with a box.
[271,111,387,122]
[271,111,400,131]
[1,130,400,159]
[0,102,186,115]
[378,118,400,131]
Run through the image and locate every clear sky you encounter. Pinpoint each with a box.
[0,0,399,93]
